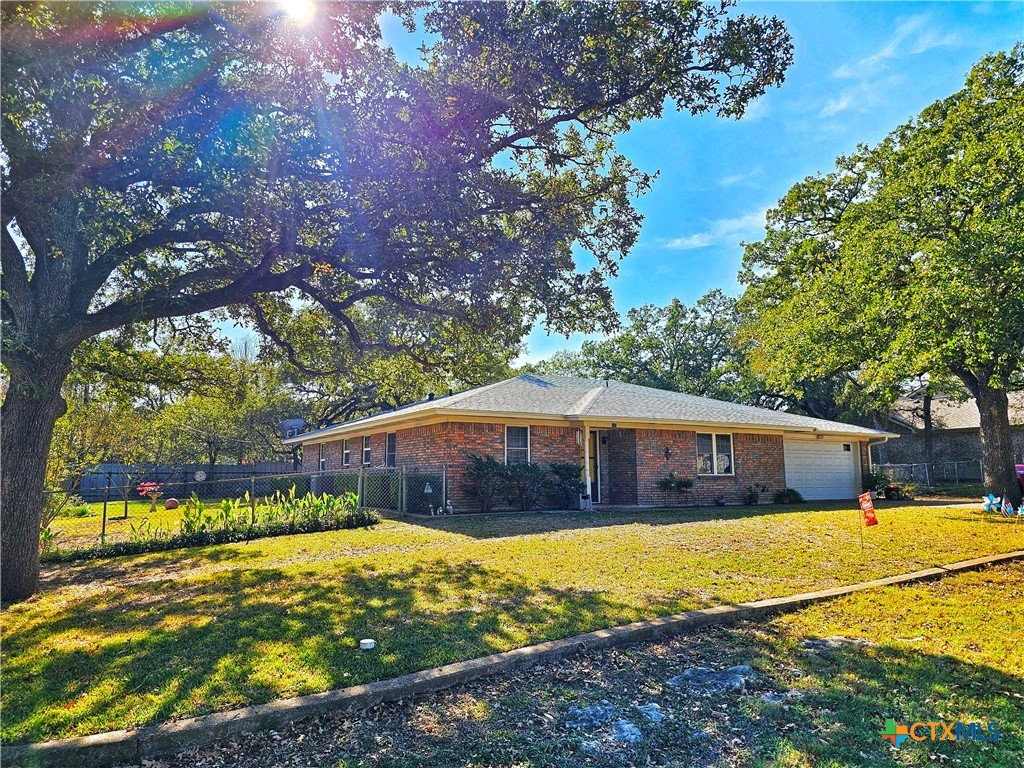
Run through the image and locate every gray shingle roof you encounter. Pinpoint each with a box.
[286,374,894,443]
[891,393,1024,431]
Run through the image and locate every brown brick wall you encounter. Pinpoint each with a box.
[302,422,787,510]
[597,432,610,503]
[607,429,638,505]
[301,431,388,472]
[528,425,579,466]
[630,429,786,506]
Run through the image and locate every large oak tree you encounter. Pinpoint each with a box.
[739,48,1024,504]
[1,0,792,600]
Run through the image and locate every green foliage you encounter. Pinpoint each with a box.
[2,1,794,372]
[536,291,762,404]
[531,291,885,422]
[10,506,1022,744]
[739,47,1024,498]
[362,473,401,510]
[656,472,695,494]
[543,462,583,509]
[42,490,376,563]
[462,455,507,514]
[773,488,805,504]
[56,504,92,519]
[861,471,887,492]
[744,483,769,506]
[464,456,577,513]
[504,462,546,512]
[265,474,312,498]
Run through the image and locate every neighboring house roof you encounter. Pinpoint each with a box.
[285,374,895,445]
[890,392,1024,432]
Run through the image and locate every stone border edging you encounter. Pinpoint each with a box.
[8,549,1022,768]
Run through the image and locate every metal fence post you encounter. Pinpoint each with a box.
[250,476,257,524]
[441,464,447,513]
[123,485,129,519]
[401,466,407,514]
[357,467,364,511]
[101,484,109,544]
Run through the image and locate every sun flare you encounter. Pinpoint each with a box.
[280,0,315,25]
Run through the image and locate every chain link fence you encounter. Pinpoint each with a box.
[43,465,450,554]
[876,460,984,487]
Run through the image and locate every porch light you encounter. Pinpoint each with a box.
[664,447,672,459]
[424,482,433,495]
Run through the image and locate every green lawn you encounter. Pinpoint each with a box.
[760,561,1023,767]
[2,501,1021,744]
[246,561,1019,768]
[50,500,188,550]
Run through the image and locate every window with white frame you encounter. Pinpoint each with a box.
[696,433,733,475]
[362,435,372,465]
[386,433,397,467]
[318,443,327,472]
[505,426,530,465]
[342,439,350,466]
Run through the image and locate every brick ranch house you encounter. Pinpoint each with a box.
[284,374,896,511]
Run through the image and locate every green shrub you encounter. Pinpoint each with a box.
[463,454,505,513]
[57,504,93,518]
[656,472,694,497]
[861,471,887,492]
[544,462,582,508]
[773,488,805,504]
[505,462,546,511]
[744,483,768,505]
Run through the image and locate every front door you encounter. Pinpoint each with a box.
[581,430,601,503]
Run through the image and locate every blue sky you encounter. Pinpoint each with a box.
[477,1,1022,362]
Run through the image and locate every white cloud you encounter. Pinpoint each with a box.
[819,75,905,118]
[834,14,961,80]
[820,94,853,118]
[719,168,763,188]
[663,210,767,251]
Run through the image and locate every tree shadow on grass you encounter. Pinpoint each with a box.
[1,559,666,745]
[741,628,1023,768]
[394,503,848,540]
[39,543,269,589]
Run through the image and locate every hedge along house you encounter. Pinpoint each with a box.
[284,374,897,511]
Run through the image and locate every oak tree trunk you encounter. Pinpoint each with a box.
[960,375,1021,506]
[1,352,74,602]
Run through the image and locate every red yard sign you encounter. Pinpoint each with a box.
[858,492,879,527]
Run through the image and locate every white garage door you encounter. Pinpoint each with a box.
[784,439,859,500]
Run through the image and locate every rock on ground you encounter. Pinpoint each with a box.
[666,664,757,696]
